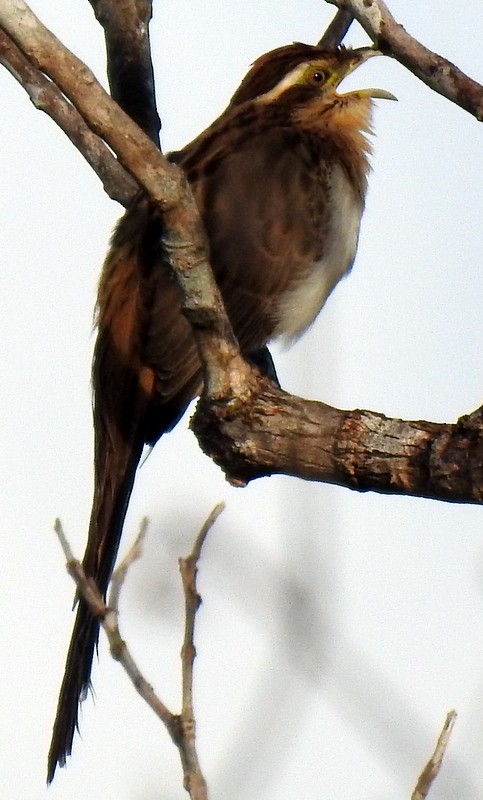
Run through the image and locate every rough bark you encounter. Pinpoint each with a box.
[0,0,481,507]
[194,379,483,504]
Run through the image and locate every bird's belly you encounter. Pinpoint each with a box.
[273,165,363,343]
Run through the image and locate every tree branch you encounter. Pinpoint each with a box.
[53,519,176,734]
[412,711,457,800]
[54,511,220,800]
[176,503,224,800]
[87,0,161,145]
[193,386,483,504]
[1,0,481,507]
[325,0,483,120]
[0,26,137,205]
[0,0,247,398]
[318,8,354,47]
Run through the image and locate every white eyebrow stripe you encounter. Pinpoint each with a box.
[257,62,311,103]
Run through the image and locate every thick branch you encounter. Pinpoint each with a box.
[1,1,481,506]
[0,2,166,195]
[0,0,247,398]
[0,27,137,205]
[326,0,483,120]
[87,0,161,145]
[193,381,483,504]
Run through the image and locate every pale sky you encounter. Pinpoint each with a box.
[0,2,482,799]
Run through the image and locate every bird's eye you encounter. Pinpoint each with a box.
[308,69,327,86]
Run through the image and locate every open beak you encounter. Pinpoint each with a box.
[337,47,397,102]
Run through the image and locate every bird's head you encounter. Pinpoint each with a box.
[229,42,396,108]
[173,43,395,195]
[224,43,396,159]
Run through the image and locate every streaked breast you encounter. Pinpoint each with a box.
[273,163,364,343]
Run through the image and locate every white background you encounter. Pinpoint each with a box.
[0,1,482,798]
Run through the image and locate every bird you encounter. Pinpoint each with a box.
[47,42,395,781]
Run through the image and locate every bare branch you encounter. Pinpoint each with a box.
[109,517,148,611]
[54,516,213,799]
[0,27,137,205]
[325,0,483,120]
[177,504,224,800]
[318,9,354,47]
[3,1,481,508]
[87,0,161,145]
[54,519,177,732]
[180,503,225,716]
[0,2,165,193]
[54,519,110,620]
[0,0,246,399]
[412,711,457,800]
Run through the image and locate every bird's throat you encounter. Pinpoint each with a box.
[293,93,373,198]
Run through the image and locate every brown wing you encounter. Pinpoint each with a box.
[124,203,202,443]
[183,128,330,353]
[95,116,332,443]
[135,128,330,426]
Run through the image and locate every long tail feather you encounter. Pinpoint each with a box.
[47,212,150,782]
[47,436,143,783]
[47,201,201,782]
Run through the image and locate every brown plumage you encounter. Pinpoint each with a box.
[47,43,394,781]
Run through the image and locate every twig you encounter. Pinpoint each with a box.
[318,8,354,47]
[180,503,225,712]
[411,711,457,800]
[54,519,108,616]
[177,503,225,799]
[0,27,137,205]
[54,519,176,731]
[109,516,148,611]
[104,519,178,735]
[325,0,483,120]
[54,508,222,800]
